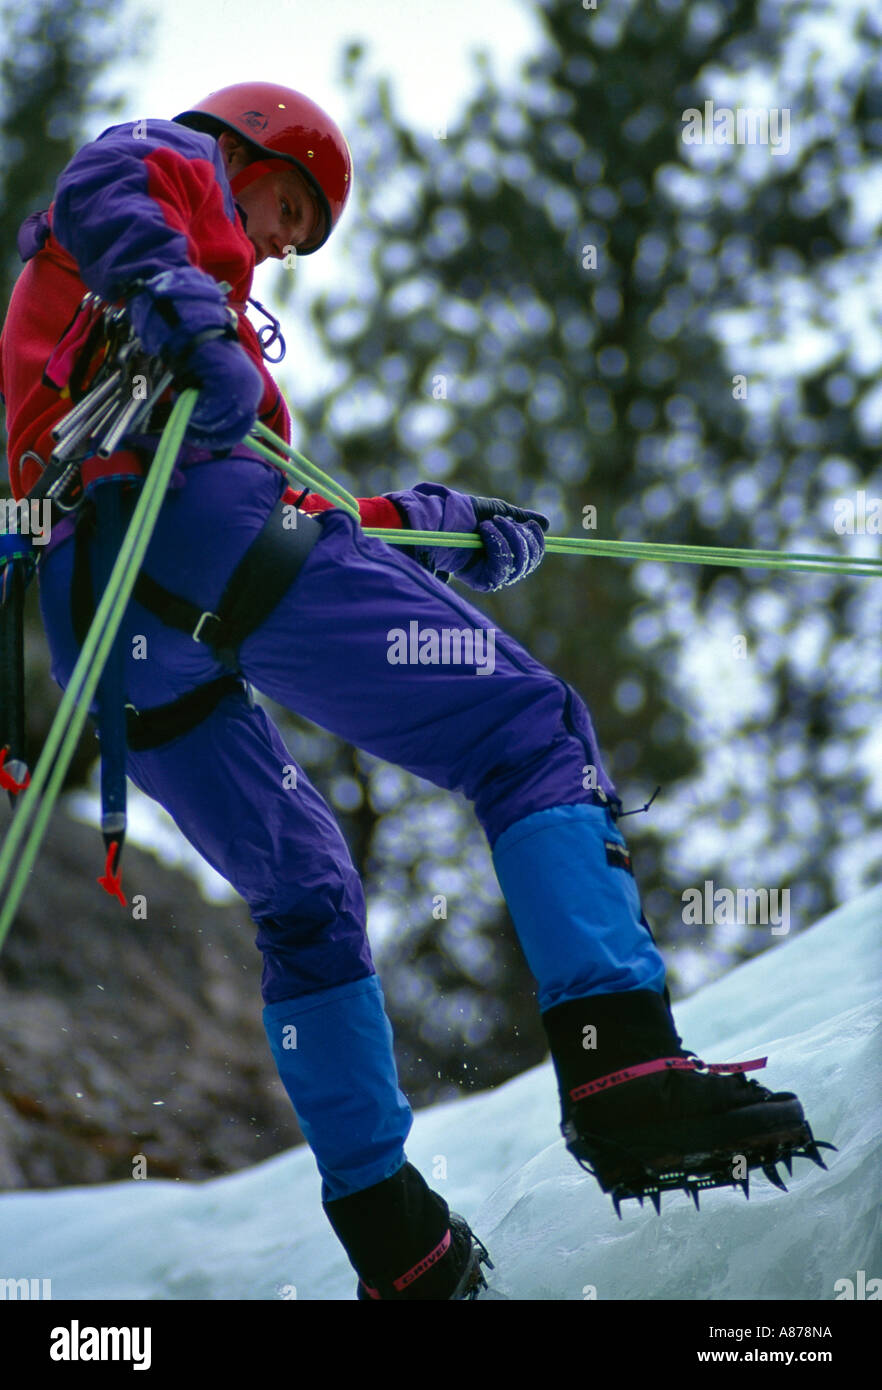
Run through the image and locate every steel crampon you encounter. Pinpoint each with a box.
[574,1123,837,1219]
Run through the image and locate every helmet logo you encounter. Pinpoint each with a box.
[240,110,269,132]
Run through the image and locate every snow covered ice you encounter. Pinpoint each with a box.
[0,886,878,1300]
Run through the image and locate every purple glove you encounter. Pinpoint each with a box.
[125,268,263,450]
[386,482,549,591]
[172,337,264,450]
[125,267,235,359]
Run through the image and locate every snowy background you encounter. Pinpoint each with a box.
[2,884,878,1300]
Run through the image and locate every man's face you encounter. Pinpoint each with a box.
[236,164,323,263]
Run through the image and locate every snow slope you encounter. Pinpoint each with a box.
[1,888,879,1300]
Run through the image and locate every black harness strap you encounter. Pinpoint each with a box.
[125,674,248,752]
[71,494,321,750]
[0,550,31,799]
[131,496,320,669]
[71,507,246,750]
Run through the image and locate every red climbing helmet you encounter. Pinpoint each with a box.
[174,81,353,253]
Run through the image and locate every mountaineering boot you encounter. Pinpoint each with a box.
[542,989,835,1217]
[323,1160,493,1300]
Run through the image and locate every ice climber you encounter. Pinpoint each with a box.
[0,81,830,1300]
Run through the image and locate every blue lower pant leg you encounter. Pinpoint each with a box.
[491,803,667,1011]
[263,975,413,1202]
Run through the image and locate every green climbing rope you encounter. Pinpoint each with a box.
[361,529,882,580]
[247,424,882,581]
[247,420,360,519]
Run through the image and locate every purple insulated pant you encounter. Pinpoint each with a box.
[38,452,665,1199]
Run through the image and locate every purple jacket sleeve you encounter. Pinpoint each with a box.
[51,119,241,354]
